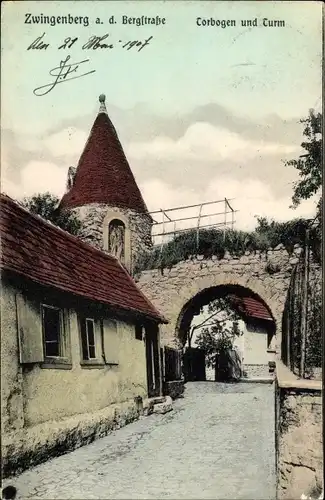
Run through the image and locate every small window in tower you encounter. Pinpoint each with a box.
[108,219,125,262]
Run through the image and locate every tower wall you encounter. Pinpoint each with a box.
[73,204,152,273]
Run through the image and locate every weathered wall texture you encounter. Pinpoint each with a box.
[275,362,323,499]
[243,364,272,378]
[1,284,25,434]
[137,245,301,351]
[22,315,147,427]
[74,204,152,273]
[244,322,270,365]
[2,399,140,478]
[1,280,148,477]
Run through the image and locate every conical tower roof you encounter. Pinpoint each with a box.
[60,95,149,213]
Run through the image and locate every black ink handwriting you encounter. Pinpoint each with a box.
[122,36,153,52]
[27,32,49,50]
[82,34,114,50]
[58,37,79,50]
[27,33,154,54]
[33,55,96,96]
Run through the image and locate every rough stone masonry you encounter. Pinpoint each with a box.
[276,382,322,499]
[136,244,303,351]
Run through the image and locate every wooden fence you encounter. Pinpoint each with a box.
[161,346,182,382]
[281,223,322,379]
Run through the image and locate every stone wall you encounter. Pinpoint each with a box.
[275,361,323,499]
[74,204,152,274]
[2,399,140,478]
[137,245,301,350]
[243,364,271,378]
[163,380,185,400]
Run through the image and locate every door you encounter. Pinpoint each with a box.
[145,324,161,397]
[183,347,206,382]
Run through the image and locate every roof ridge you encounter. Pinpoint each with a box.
[1,193,121,265]
[1,193,167,323]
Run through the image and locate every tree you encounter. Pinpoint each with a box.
[284,109,322,208]
[196,320,242,368]
[187,297,234,348]
[193,298,242,368]
[21,192,82,236]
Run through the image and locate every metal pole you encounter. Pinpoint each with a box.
[157,209,238,225]
[196,204,203,250]
[161,209,165,248]
[161,209,165,235]
[149,198,235,215]
[300,228,310,378]
[152,220,237,238]
[286,287,291,369]
[159,210,165,257]
[223,198,227,241]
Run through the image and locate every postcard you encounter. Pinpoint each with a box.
[1,1,323,500]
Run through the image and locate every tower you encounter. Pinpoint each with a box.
[59,95,153,274]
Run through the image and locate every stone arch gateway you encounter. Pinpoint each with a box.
[175,282,276,345]
[136,246,302,356]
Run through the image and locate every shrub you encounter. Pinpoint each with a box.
[134,217,319,273]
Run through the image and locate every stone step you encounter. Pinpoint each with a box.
[240,377,274,384]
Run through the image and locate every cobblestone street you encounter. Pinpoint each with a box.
[4,382,275,500]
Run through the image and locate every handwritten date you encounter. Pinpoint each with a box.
[27,33,153,53]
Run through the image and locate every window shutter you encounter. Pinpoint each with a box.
[16,293,44,364]
[102,319,119,364]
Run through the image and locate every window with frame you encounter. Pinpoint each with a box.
[80,318,97,360]
[42,305,64,358]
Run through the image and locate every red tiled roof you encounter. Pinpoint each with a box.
[228,295,273,321]
[0,194,166,323]
[59,102,149,213]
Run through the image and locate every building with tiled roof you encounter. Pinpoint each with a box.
[1,194,165,324]
[227,295,274,322]
[1,193,164,476]
[59,95,153,274]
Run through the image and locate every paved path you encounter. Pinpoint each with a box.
[4,382,276,500]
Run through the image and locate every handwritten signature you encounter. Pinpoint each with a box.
[33,55,95,96]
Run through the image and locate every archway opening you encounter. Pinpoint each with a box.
[176,284,276,382]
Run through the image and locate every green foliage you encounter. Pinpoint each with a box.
[283,109,322,264]
[188,297,238,348]
[255,216,311,252]
[21,192,82,236]
[134,216,316,273]
[284,109,322,208]
[196,319,242,368]
[284,257,322,377]
[305,280,322,371]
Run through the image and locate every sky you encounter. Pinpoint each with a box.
[1,0,323,231]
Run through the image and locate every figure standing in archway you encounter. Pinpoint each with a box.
[109,220,125,262]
